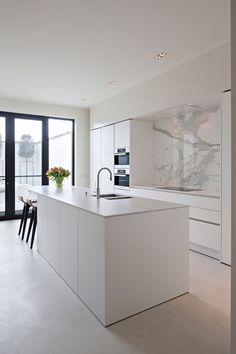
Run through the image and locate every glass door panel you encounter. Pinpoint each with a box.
[49,119,73,186]
[0,117,5,217]
[15,119,42,212]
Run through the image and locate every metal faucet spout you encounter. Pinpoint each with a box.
[96,167,113,199]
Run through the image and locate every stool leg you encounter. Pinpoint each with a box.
[18,204,26,236]
[30,209,37,249]
[26,209,34,243]
[21,204,30,241]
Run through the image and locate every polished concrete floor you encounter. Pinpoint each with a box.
[0,220,230,354]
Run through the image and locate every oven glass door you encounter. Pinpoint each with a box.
[114,174,130,187]
[114,153,129,166]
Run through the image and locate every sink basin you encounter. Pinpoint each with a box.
[105,196,132,200]
[91,193,119,198]
[91,193,132,200]
[155,186,203,192]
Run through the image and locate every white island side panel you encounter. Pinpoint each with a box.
[78,209,106,324]
[60,203,79,293]
[105,207,189,325]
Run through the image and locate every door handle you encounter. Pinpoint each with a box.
[0,178,9,185]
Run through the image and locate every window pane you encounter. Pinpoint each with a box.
[15,119,42,211]
[49,119,73,185]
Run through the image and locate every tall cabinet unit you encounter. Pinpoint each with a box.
[114,119,154,184]
[90,125,114,194]
[91,119,154,194]
[100,125,114,193]
[221,90,231,265]
[114,120,130,148]
[90,128,101,191]
[130,120,154,187]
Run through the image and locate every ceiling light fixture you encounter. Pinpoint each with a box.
[107,80,118,86]
[153,52,167,60]
[80,97,87,101]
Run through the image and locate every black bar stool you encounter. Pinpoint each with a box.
[25,200,37,249]
[18,196,31,240]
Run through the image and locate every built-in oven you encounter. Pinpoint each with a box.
[114,147,130,168]
[114,168,130,189]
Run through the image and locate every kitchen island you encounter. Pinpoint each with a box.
[31,186,189,326]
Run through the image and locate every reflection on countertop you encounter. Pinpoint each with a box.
[132,185,220,199]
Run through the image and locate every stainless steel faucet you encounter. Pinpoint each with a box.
[96,167,112,199]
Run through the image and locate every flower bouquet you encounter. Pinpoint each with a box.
[46,166,70,188]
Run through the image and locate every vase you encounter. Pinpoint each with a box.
[54,177,64,188]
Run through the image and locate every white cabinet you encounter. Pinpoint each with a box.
[130,120,154,186]
[100,125,114,193]
[37,195,48,257]
[78,210,106,324]
[190,220,221,252]
[37,195,79,293]
[90,119,154,192]
[221,90,231,265]
[78,205,188,326]
[46,198,61,274]
[165,192,220,211]
[114,120,130,148]
[131,187,222,259]
[131,187,165,201]
[90,129,101,191]
[60,203,79,293]
[90,125,114,193]
[37,196,61,274]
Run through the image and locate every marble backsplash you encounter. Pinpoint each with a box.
[153,108,220,193]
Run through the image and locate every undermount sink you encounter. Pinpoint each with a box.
[91,193,118,198]
[105,196,132,200]
[91,193,132,200]
[155,186,203,192]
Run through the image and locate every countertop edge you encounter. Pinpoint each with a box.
[131,185,220,199]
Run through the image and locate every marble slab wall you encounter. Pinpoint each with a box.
[153,108,221,193]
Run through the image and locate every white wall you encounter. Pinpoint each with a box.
[90,43,230,128]
[0,97,90,187]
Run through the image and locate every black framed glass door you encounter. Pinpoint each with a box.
[0,117,6,218]
[0,112,75,220]
[14,118,43,213]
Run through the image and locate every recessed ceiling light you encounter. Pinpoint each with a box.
[153,52,167,60]
[107,80,118,86]
[80,97,87,101]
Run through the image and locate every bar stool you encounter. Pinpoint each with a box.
[25,200,37,249]
[17,184,37,241]
[18,196,31,240]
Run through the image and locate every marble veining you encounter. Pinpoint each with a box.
[153,108,220,193]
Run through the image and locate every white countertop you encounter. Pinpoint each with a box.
[28,186,187,218]
[132,185,220,199]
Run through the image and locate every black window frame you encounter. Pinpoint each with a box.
[0,111,75,220]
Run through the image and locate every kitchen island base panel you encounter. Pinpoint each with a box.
[79,208,189,326]
[36,190,189,327]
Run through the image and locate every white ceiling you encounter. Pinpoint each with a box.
[0,0,230,108]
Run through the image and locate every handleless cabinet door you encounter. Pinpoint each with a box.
[101,125,114,193]
[37,195,48,256]
[90,129,101,191]
[46,198,61,274]
[60,203,79,293]
[114,120,130,148]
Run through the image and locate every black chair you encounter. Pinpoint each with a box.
[25,200,37,249]
[18,196,31,240]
